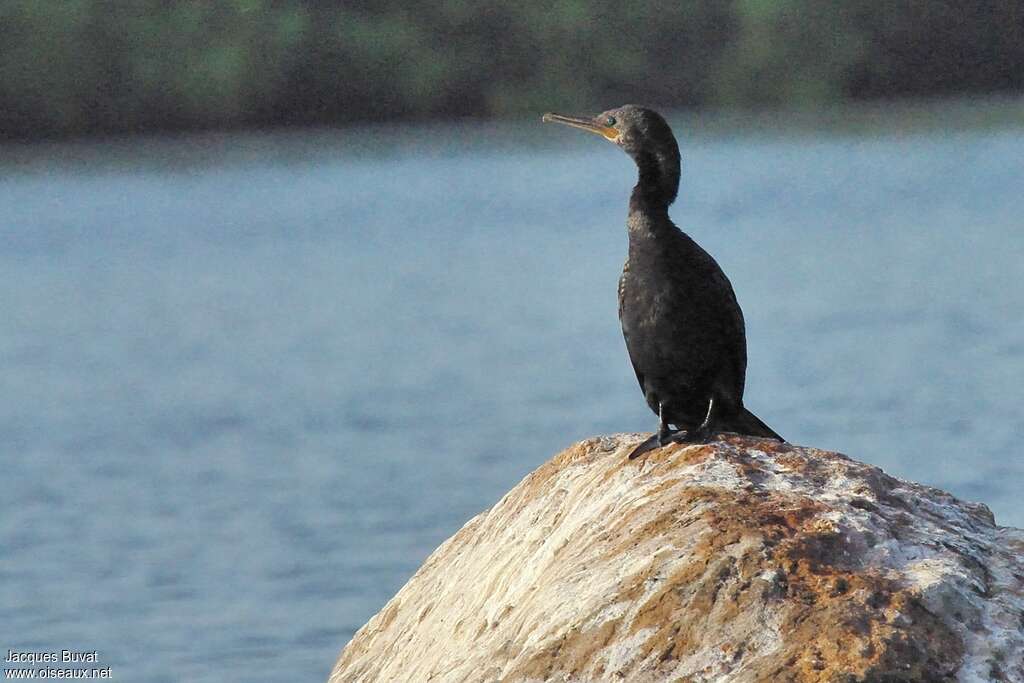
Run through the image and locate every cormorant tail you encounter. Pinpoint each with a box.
[720,407,784,441]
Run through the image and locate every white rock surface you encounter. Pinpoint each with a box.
[328,434,1024,682]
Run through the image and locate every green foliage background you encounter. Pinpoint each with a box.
[1,0,1022,139]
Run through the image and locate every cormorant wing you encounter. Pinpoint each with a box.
[619,268,649,396]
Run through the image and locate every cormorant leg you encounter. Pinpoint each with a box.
[656,401,674,444]
[629,402,678,460]
[669,397,715,444]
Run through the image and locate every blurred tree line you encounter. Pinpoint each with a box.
[1,0,1022,139]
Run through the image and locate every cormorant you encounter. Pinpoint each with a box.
[542,105,783,459]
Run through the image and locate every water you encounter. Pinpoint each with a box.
[2,107,1023,681]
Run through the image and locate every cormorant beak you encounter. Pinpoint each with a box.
[542,112,620,142]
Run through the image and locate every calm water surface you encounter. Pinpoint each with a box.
[2,108,1023,681]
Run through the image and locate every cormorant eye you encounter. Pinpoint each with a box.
[605,115,617,126]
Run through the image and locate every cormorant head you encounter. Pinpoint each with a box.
[542,104,680,207]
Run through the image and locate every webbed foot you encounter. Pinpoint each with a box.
[669,398,715,444]
[666,427,705,444]
[627,433,662,460]
[627,398,717,459]
[628,427,687,459]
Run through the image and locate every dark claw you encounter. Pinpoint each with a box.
[670,425,713,444]
[629,428,691,459]
[627,434,662,459]
[668,429,692,444]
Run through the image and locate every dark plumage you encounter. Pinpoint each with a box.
[543,105,783,458]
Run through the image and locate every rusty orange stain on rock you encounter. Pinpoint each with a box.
[329,434,1024,683]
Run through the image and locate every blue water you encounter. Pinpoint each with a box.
[2,114,1023,681]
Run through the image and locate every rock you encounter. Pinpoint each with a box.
[328,434,1024,683]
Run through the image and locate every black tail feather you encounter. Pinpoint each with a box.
[719,407,784,441]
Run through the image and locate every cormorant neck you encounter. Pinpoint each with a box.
[628,146,680,216]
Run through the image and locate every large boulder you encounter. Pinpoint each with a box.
[328,434,1024,682]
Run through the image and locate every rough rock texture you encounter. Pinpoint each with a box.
[329,434,1024,683]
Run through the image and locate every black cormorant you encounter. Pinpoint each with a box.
[542,105,783,459]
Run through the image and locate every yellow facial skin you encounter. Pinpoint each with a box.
[542,112,621,142]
